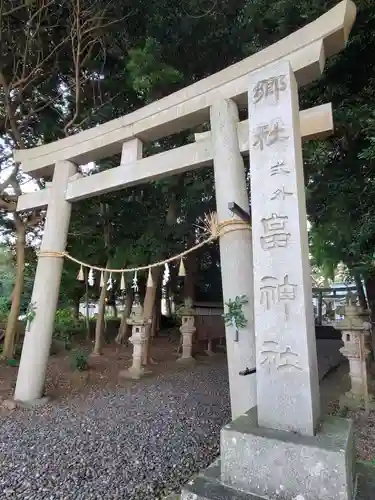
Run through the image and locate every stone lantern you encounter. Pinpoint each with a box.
[334,295,373,408]
[176,297,196,364]
[119,295,151,380]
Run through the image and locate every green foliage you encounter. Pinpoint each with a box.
[55,308,78,324]
[25,302,36,331]
[0,247,13,295]
[223,295,248,338]
[21,265,36,315]
[0,296,10,323]
[71,351,89,372]
[6,358,19,367]
[0,246,15,322]
[0,245,35,323]
[127,38,183,100]
[298,0,375,282]
[14,344,23,359]
[54,309,85,347]
[2,0,375,311]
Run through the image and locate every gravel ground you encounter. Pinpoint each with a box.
[0,358,230,500]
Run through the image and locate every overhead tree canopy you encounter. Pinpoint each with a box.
[1,0,375,336]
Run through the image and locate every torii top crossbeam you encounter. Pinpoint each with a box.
[14,0,356,178]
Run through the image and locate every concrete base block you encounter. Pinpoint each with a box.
[221,406,355,500]
[181,461,375,500]
[355,461,375,499]
[14,396,50,409]
[182,477,258,499]
[181,459,271,499]
[118,367,152,380]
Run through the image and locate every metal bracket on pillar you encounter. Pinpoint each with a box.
[228,201,251,222]
[239,367,256,376]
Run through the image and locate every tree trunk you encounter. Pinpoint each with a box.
[142,267,161,366]
[85,272,91,341]
[115,288,133,344]
[184,252,197,302]
[93,269,109,355]
[73,299,80,319]
[112,301,117,318]
[3,221,26,359]
[153,283,162,338]
[165,280,172,317]
[151,307,157,338]
[365,276,375,357]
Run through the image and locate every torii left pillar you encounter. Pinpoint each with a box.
[14,161,76,403]
[210,99,256,419]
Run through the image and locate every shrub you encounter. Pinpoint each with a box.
[71,351,89,371]
[14,344,23,359]
[0,296,10,310]
[7,358,19,367]
[0,296,10,325]
[54,308,85,343]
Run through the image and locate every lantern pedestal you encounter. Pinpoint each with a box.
[119,298,152,380]
[176,300,196,365]
[334,299,374,410]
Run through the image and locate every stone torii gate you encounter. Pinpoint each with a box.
[14,0,354,436]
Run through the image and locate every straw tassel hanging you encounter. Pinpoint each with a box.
[132,270,139,292]
[147,268,154,288]
[77,265,84,281]
[178,258,186,277]
[100,271,104,288]
[88,268,95,287]
[162,263,170,286]
[120,272,126,291]
[106,273,113,291]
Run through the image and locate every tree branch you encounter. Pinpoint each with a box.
[0,71,25,151]
[0,197,16,211]
[0,167,17,194]
[12,36,70,91]
[25,210,45,227]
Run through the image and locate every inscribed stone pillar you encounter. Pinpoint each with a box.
[248,60,320,436]
[210,99,256,419]
[14,161,76,403]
